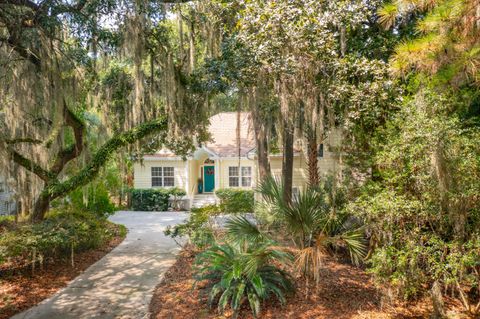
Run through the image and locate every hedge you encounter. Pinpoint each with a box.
[215,188,255,214]
[130,188,186,211]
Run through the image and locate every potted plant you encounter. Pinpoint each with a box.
[197,178,203,194]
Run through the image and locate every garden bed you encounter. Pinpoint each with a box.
[0,224,126,319]
[149,246,463,319]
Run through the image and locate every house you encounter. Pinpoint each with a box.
[0,175,16,216]
[133,112,342,208]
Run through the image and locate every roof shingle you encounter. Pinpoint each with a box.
[205,112,255,157]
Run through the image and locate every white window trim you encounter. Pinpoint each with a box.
[151,166,175,188]
[228,166,252,188]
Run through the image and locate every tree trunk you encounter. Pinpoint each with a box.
[256,126,271,181]
[282,119,294,204]
[32,194,50,222]
[307,131,319,188]
[431,281,446,319]
[250,92,271,182]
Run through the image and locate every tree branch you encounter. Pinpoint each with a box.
[43,116,168,200]
[0,0,39,11]
[6,138,43,145]
[8,147,55,182]
[50,103,85,175]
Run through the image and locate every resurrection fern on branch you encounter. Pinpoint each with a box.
[6,116,168,221]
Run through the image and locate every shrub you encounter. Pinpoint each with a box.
[257,176,366,283]
[169,187,187,211]
[0,209,124,267]
[69,184,116,219]
[164,205,219,248]
[215,188,254,214]
[194,243,294,318]
[130,188,171,211]
[130,188,187,211]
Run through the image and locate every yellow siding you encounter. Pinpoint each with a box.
[270,156,308,191]
[316,128,343,177]
[269,128,343,191]
[188,160,198,196]
[133,160,187,189]
[134,129,342,193]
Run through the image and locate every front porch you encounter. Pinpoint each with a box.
[186,147,220,198]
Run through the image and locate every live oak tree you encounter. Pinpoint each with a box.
[0,0,207,221]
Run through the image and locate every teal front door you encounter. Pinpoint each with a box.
[204,165,215,193]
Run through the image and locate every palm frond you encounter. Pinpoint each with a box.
[226,215,266,247]
[294,243,326,285]
[194,243,295,318]
[256,175,284,206]
[329,228,367,265]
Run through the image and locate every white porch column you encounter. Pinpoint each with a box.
[184,160,190,196]
[215,159,220,194]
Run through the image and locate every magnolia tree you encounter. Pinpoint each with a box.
[231,0,397,193]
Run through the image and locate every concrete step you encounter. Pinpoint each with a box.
[191,195,218,208]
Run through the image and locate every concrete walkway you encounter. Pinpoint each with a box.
[12,211,188,319]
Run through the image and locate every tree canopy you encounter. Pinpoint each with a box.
[1,0,480,315]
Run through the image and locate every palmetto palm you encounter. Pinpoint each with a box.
[194,243,294,318]
[255,176,366,282]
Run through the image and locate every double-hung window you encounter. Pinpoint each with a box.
[151,167,174,187]
[228,167,239,187]
[228,166,252,187]
[241,167,252,187]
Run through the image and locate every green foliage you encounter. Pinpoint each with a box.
[98,61,134,133]
[69,184,116,219]
[164,205,218,249]
[0,215,15,230]
[257,176,366,283]
[0,209,124,266]
[379,0,480,86]
[225,216,266,247]
[194,243,294,318]
[130,188,171,211]
[349,89,480,306]
[215,188,254,214]
[169,187,187,197]
[169,187,187,211]
[258,177,365,259]
[130,187,187,211]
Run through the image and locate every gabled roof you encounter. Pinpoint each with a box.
[150,112,255,159]
[205,112,255,157]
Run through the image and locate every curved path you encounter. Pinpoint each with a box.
[12,211,188,319]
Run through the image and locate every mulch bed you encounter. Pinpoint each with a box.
[150,247,467,319]
[0,230,125,319]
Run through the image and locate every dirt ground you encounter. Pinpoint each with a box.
[0,232,125,319]
[150,247,468,319]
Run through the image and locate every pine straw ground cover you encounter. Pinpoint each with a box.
[0,225,125,319]
[150,247,466,319]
